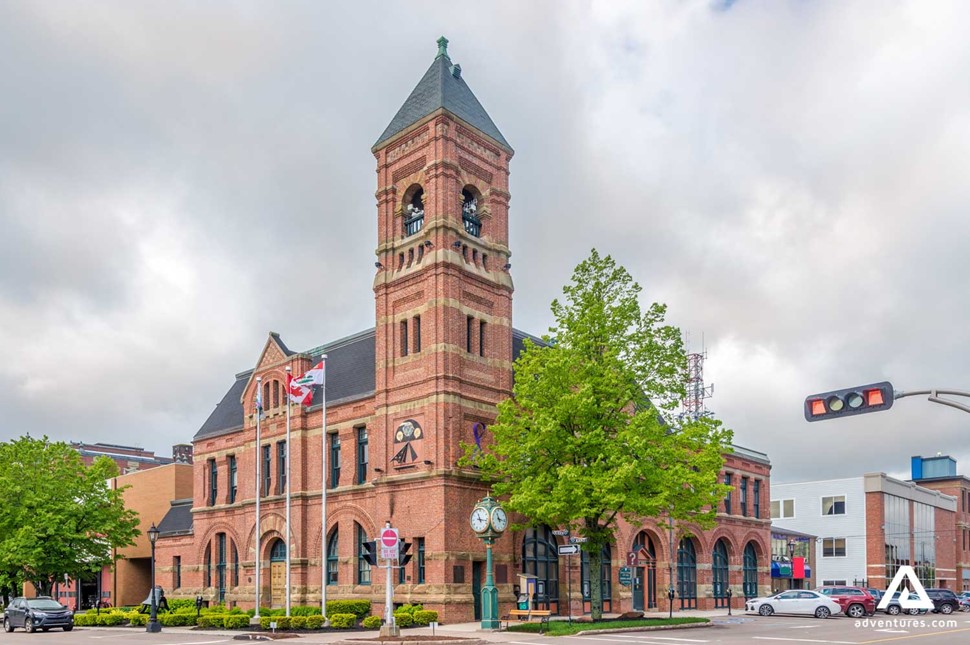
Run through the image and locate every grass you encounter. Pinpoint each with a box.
[507,616,710,636]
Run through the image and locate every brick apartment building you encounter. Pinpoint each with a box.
[909,454,970,592]
[152,39,773,621]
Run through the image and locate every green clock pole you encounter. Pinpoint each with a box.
[481,536,499,629]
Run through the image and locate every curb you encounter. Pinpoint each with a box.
[573,621,713,636]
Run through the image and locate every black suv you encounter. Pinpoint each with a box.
[925,588,960,614]
[3,596,74,632]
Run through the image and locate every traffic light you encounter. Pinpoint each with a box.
[804,381,894,422]
[399,539,413,566]
[361,540,378,566]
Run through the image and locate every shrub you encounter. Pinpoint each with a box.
[305,614,325,629]
[224,614,250,629]
[290,616,307,629]
[291,605,322,616]
[413,610,438,626]
[167,598,195,612]
[159,612,197,626]
[175,606,198,615]
[72,614,92,626]
[397,603,423,616]
[327,599,371,619]
[276,616,293,630]
[362,615,382,629]
[202,604,227,615]
[97,612,128,626]
[329,613,357,629]
[197,614,226,628]
[393,611,414,628]
[128,613,148,627]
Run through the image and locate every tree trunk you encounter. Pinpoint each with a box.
[589,545,603,620]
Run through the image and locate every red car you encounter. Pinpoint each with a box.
[815,586,876,618]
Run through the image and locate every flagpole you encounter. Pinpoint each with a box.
[254,376,262,621]
[285,366,292,617]
[321,354,328,619]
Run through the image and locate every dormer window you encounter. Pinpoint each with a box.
[404,187,424,236]
[462,188,481,237]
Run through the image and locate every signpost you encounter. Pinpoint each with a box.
[557,544,580,556]
[551,529,570,536]
[569,536,588,544]
[379,524,399,637]
[380,527,399,560]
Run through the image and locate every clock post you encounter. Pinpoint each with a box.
[470,495,506,630]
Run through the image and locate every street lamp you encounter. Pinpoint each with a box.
[146,522,161,633]
[787,539,796,590]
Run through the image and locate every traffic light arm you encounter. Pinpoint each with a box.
[895,389,970,415]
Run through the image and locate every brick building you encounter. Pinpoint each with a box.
[909,454,970,592]
[153,38,772,621]
[71,441,192,474]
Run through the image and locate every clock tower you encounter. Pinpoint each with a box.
[370,37,514,480]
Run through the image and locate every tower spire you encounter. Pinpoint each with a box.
[436,36,449,60]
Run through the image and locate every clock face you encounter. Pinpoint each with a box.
[491,507,508,532]
[470,507,490,533]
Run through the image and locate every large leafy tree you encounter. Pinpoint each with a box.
[0,436,139,595]
[467,250,732,619]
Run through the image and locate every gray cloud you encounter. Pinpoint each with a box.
[2,0,968,483]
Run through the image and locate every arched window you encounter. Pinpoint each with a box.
[216,533,227,603]
[270,539,286,561]
[580,543,612,613]
[462,187,481,237]
[203,543,212,588]
[263,382,271,412]
[677,538,697,609]
[327,529,339,585]
[522,526,559,613]
[356,523,371,585]
[743,543,759,599]
[632,532,657,610]
[231,540,239,587]
[404,187,424,236]
[272,380,280,409]
[712,540,729,608]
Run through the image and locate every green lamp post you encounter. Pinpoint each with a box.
[470,495,507,629]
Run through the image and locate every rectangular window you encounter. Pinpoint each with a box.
[479,320,486,357]
[262,445,271,496]
[216,533,227,603]
[753,479,761,519]
[723,473,732,515]
[357,524,371,585]
[417,537,426,584]
[770,499,795,519]
[822,537,847,557]
[356,427,368,484]
[823,579,847,586]
[822,495,846,515]
[277,441,286,494]
[228,456,237,504]
[174,556,181,589]
[401,320,408,357]
[466,316,473,353]
[329,434,340,489]
[413,316,421,353]
[740,477,748,516]
[208,459,217,506]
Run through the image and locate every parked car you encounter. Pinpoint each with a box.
[746,590,843,618]
[3,596,74,632]
[815,585,877,618]
[867,588,884,604]
[924,588,960,614]
[957,596,970,612]
[879,590,926,615]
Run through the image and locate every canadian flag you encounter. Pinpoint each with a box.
[286,374,313,406]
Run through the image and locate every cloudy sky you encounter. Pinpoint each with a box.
[2,0,968,484]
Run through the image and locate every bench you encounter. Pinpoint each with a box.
[502,609,552,631]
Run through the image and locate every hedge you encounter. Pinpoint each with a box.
[224,614,251,629]
[413,610,438,626]
[291,605,322,616]
[197,614,226,628]
[329,613,357,629]
[159,612,197,626]
[327,599,371,619]
[305,614,325,629]
[362,615,382,629]
[290,616,307,629]
[128,613,149,626]
[393,611,414,628]
[97,612,128,626]
[167,598,195,612]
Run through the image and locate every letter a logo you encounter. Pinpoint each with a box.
[877,565,935,611]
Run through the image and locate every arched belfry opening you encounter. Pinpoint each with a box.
[462,187,481,237]
[404,185,425,236]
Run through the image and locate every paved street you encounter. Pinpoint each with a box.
[8,614,970,645]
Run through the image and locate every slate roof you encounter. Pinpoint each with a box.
[157,498,193,536]
[194,327,541,441]
[373,41,511,152]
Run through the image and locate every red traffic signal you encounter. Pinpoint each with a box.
[804,381,894,422]
[361,540,378,566]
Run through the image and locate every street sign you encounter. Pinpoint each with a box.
[626,551,638,566]
[569,536,588,544]
[551,529,570,536]
[619,567,633,586]
[557,544,580,556]
[380,527,399,560]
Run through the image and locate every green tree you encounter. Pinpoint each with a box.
[465,250,732,620]
[0,436,139,595]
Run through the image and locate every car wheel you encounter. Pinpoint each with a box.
[815,606,831,619]
[847,604,866,618]
[64,625,73,632]
[887,605,901,615]
[940,603,954,615]
[759,604,774,616]
[24,616,35,633]
[908,607,922,616]
[3,617,13,633]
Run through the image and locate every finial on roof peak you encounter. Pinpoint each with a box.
[436,36,450,59]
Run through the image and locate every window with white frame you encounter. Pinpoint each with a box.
[822,537,846,557]
[822,495,846,515]
[770,499,795,519]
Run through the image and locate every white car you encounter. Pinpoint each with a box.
[746,590,843,618]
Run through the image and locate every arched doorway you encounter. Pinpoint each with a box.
[522,527,559,614]
[677,538,697,609]
[581,543,612,614]
[631,532,657,610]
[743,542,758,599]
[269,539,287,607]
[712,540,729,609]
